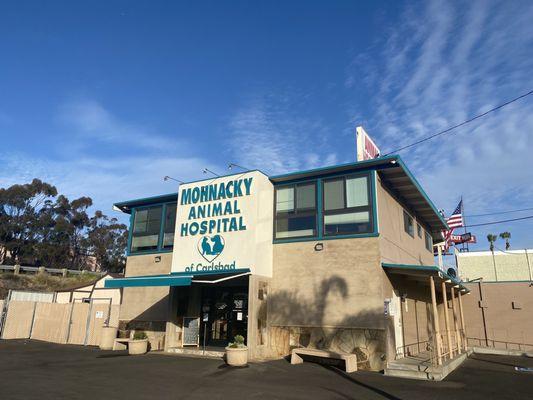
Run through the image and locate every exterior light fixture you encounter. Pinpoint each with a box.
[228,163,250,171]
[163,176,185,184]
[314,242,324,251]
[203,168,220,177]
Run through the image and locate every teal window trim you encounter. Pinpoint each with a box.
[273,170,378,244]
[127,201,177,256]
[273,180,318,241]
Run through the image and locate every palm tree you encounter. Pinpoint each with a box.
[499,232,511,250]
[487,234,498,281]
[487,234,497,252]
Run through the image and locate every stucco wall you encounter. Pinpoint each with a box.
[377,174,435,266]
[462,282,533,348]
[457,250,533,282]
[271,237,383,329]
[119,253,172,322]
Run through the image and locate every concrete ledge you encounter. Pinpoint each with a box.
[385,350,472,381]
[472,346,533,358]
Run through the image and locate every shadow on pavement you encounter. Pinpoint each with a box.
[322,365,403,400]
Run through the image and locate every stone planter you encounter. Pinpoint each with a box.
[99,326,118,350]
[128,339,148,355]
[225,346,248,366]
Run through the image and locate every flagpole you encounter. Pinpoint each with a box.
[462,195,469,252]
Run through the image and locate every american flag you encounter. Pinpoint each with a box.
[447,200,464,229]
[442,200,463,251]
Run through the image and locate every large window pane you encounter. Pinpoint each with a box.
[403,210,414,237]
[324,212,370,235]
[324,179,344,210]
[131,205,162,252]
[163,204,177,249]
[346,177,368,207]
[276,187,294,212]
[275,214,316,238]
[296,184,315,210]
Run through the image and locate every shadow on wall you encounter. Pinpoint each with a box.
[261,275,387,370]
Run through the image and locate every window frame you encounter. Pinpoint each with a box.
[128,201,177,255]
[403,210,414,238]
[273,181,318,240]
[322,173,374,237]
[417,223,422,238]
[424,230,433,253]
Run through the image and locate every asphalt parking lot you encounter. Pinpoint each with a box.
[1,340,533,400]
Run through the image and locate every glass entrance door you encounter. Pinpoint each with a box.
[200,285,248,348]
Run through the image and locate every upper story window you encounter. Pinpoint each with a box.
[417,223,422,238]
[274,182,317,239]
[403,210,414,237]
[130,202,177,254]
[131,205,162,252]
[323,175,373,236]
[424,231,433,252]
[163,204,177,249]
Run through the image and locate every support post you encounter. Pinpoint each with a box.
[458,291,467,351]
[441,282,454,359]
[451,287,462,353]
[430,276,442,366]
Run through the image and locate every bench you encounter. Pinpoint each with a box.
[113,338,133,351]
[291,348,357,373]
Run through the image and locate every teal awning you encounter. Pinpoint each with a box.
[382,262,469,292]
[104,268,251,288]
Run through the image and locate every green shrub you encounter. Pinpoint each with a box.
[133,331,148,340]
[228,335,246,348]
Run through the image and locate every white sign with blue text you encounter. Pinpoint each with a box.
[171,170,274,277]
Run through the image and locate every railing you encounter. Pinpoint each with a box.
[467,337,533,352]
[0,265,103,276]
[395,340,430,360]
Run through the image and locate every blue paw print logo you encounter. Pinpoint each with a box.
[197,234,225,262]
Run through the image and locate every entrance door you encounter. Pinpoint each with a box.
[200,286,248,348]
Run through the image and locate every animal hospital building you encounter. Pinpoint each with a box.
[107,155,470,370]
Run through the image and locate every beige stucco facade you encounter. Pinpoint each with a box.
[456,250,533,282]
[114,158,453,369]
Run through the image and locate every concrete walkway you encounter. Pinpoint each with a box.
[2,340,533,399]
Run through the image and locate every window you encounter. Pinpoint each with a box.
[275,182,317,239]
[403,210,414,237]
[323,175,372,236]
[417,223,422,238]
[425,231,433,252]
[131,205,163,252]
[163,203,177,249]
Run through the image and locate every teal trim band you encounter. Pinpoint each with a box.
[128,249,173,257]
[114,192,178,213]
[269,155,399,181]
[104,268,251,288]
[126,210,135,257]
[105,275,192,288]
[371,170,379,235]
[171,268,251,277]
[395,157,448,229]
[467,280,533,284]
[382,262,468,291]
[274,232,379,244]
[316,178,323,238]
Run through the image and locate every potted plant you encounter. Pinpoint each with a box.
[225,335,248,366]
[129,331,149,355]
[99,324,118,350]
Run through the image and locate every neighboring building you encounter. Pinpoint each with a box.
[55,273,122,305]
[107,155,469,370]
[456,249,533,282]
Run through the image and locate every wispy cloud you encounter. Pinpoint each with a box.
[0,99,217,220]
[57,99,185,153]
[228,93,339,175]
[346,0,533,247]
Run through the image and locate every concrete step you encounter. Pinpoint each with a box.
[167,347,225,358]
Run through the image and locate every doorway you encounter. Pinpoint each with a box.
[200,284,248,348]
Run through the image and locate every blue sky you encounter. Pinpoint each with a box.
[1,1,533,252]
